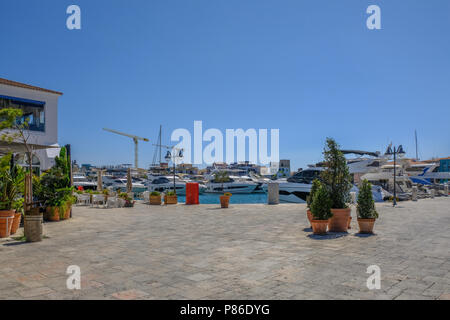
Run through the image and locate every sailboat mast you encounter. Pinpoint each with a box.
[159,125,162,165]
[415,130,418,160]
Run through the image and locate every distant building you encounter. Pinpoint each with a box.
[278,159,291,177]
[0,78,63,172]
[176,163,198,175]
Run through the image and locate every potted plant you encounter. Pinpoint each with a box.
[310,183,333,235]
[149,191,162,205]
[164,190,178,205]
[357,179,379,234]
[321,138,352,232]
[0,153,24,238]
[36,148,74,221]
[102,188,109,202]
[220,192,232,208]
[11,198,24,235]
[119,192,135,207]
[306,179,321,228]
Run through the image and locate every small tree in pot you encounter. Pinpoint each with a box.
[0,153,24,238]
[310,183,333,235]
[214,171,232,208]
[306,179,321,228]
[357,179,379,234]
[321,138,352,232]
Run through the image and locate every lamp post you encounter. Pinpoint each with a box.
[164,148,184,195]
[385,144,405,206]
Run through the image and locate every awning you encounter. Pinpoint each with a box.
[0,141,60,155]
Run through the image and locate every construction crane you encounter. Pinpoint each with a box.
[103,128,149,169]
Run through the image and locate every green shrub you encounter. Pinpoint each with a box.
[150,191,161,196]
[310,185,333,220]
[306,179,321,209]
[357,179,379,219]
[224,192,232,197]
[0,153,24,210]
[166,190,176,196]
[321,138,352,209]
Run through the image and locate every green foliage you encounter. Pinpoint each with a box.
[213,171,230,183]
[306,179,321,209]
[102,189,109,195]
[34,147,73,209]
[224,192,232,196]
[150,191,161,196]
[0,108,26,143]
[310,184,333,220]
[166,190,176,196]
[0,153,25,210]
[320,138,352,209]
[357,179,379,219]
[118,192,132,201]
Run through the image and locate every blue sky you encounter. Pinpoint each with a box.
[1,0,449,170]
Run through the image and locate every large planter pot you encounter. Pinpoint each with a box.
[0,210,15,238]
[357,218,376,234]
[164,195,178,205]
[24,213,43,242]
[306,210,313,227]
[45,207,60,222]
[347,216,352,229]
[61,204,71,220]
[220,195,230,208]
[10,212,22,235]
[328,208,351,232]
[311,219,329,235]
[150,195,162,205]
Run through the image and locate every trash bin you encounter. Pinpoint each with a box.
[186,183,199,205]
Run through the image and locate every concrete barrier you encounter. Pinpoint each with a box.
[430,189,435,199]
[412,186,418,201]
[445,184,449,197]
[267,183,279,205]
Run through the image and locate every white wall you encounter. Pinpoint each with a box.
[0,83,62,170]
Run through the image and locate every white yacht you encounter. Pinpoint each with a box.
[107,178,147,193]
[73,174,97,190]
[147,175,206,195]
[205,170,258,194]
[269,166,384,203]
[275,167,324,203]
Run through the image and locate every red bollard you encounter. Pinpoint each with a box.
[185,183,199,205]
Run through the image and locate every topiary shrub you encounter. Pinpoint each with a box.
[310,184,333,220]
[320,138,352,209]
[306,179,321,209]
[357,179,379,219]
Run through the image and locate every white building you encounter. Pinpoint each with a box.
[0,78,63,172]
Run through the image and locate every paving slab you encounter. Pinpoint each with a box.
[0,198,449,299]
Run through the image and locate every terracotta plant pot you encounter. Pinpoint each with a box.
[164,195,178,205]
[347,216,352,229]
[10,212,22,235]
[63,204,71,220]
[311,219,329,235]
[45,207,60,221]
[220,195,230,208]
[306,210,313,227]
[357,218,376,234]
[150,195,162,205]
[0,210,15,238]
[328,208,351,232]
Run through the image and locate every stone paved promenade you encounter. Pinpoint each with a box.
[0,198,449,300]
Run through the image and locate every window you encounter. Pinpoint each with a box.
[0,95,45,132]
